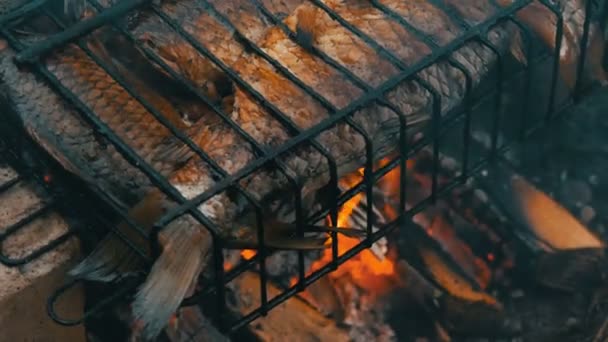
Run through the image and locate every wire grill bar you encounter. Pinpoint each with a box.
[0,0,602,335]
[15,0,153,63]
[0,0,46,26]
[0,149,76,267]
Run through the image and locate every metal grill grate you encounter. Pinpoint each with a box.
[0,0,605,335]
[0,145,75,267]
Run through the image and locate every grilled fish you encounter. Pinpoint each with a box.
[0,36,209,206]
[73,0,527,339]
[497,0,607,88]
[118,0,304,104]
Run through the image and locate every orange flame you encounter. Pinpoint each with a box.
[223,261,232,271]
[295,164,398,295]
[241,249,257,260]
[224,249,258,272]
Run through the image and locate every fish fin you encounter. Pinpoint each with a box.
[154,119,217,169]
[131,221,211,341]
[535,247,607,293]
[225,236,329,250]
[69,191,165,281]
[306,225,367,237]
[432,320,452,342]
[154,138,195,169]
[48,0,87,24]
[509,29,528,66]
[266,236,330,250]
[68,234,141,282]
[585,25,608,87]
[295,6,318,51]
[258,217,342,235]
[263,219,359,246]
[223,214,332,250]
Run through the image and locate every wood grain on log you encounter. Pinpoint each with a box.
[228,271,350,342]
[165,306,229,342]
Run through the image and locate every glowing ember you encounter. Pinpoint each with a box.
[487,253,495,262]
[241,249,257,260]
[297,164,398,295]
[427,215,492,289]
[375,154,495,290]
[224,250,258,272]
[223,261,232,271]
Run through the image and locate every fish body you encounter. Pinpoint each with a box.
[0,36,204,207]
[0,0,598,340]
[498,0,607,88]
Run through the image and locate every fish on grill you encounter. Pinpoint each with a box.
[0,0,601,340]
[497,0,607,88]
[75,0,527,339]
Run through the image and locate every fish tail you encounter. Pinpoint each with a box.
[69,234,142,282]
[61,0,87,21]
[131,220,211,341]
[585,24,608,86]
[70,190,165,282]
[509,29,528,66]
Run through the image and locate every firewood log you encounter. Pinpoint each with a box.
[227,271,350,342]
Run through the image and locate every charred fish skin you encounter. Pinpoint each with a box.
[136,0,519,229]
[92,0,308,125]
[0,40,199,203]
[120,0,308,97]
[0,31,224,338]
[498,0,607,88]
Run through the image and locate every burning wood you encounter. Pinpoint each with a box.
[227,271,351,342]
[164,306,229,342]
[258,144,607,341]
[217,155,514,339]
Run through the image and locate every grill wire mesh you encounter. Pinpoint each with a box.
[0,0,606,336]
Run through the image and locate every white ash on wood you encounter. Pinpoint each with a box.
[165,306,229,342]
[226,271,352,342]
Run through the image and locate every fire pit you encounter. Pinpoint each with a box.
[0,0,607,341]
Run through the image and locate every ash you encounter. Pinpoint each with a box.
[337,276,397,342]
